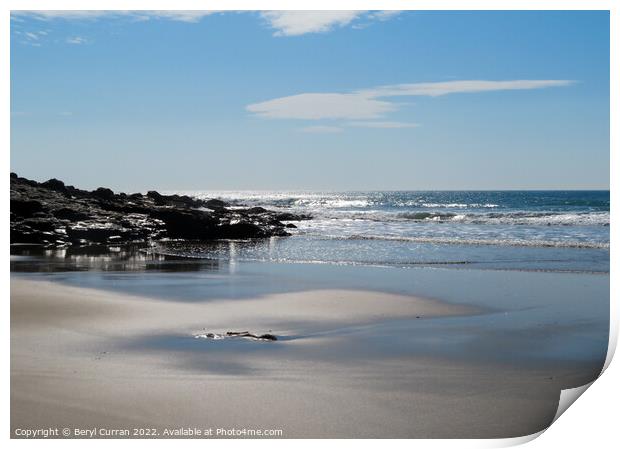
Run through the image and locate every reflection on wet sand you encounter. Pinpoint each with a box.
[10,243,231,273]
[10,240,290,274]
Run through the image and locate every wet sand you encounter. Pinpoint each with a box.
[10,277,598,438]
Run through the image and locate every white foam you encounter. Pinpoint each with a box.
[322,234,610,249]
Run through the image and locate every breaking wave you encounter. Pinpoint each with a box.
[369,211,609,226]
[317,234,610,249]
[171,190,609,260]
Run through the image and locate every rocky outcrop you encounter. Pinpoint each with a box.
[10,173,311,246]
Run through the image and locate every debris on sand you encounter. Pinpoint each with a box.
[194,330,278,341]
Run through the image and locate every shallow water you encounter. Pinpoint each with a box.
[11,244,609,369]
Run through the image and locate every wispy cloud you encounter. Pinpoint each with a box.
[146,10,219,22]
[13,29,49,46]
[247,93,395,120]
[358,80,575,98]
[11,10,219,23]
[300,125,344,133]
[260,10,400,36]
[368,10,402,21]
[11,10,400,36]
[247,79,575,121]
[13,10,107,20]
[66,36,86,45]
[12,11,220,45]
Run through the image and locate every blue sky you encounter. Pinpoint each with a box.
[10,10,609,191]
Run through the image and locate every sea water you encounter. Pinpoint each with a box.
[167,190,610,273]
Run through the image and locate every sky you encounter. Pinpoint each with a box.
[10,10,610,192]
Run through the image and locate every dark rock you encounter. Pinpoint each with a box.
[21,218,58,232]
[31,211,52,219]
[218,222,269,239]
[92,187,115,200]
[247,206,268,214]
[146,190,165,205]
[258,334,278,341]
[52,207,90,221]
[65,185,86,198]
[143,192,206,208]
[11,226,48,244]
[205,198,228,210]
[285,223,297,228]
[41,178,66,192]
[11,199,44,217]
[67,227,125,243]
[146,190,162,199]
[16,176,39,187]
[151,209,218,239]
[274,212,312,221]
[10,173,306,245]
[165,194,203,208]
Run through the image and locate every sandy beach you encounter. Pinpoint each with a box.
[9,7,611,442]
[10,277,600,438]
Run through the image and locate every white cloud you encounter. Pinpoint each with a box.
[300,125,343,133]
[347,121,419,129]
[136,11,219,23]
[368,10,402,21]
[247,79,574,121]
[260,10,401,36]
[11,10,400,35]
[16,30,48,46]
[12,11,220,45]
[260,11,363,36]
[359,80,575,98]
[14,10,114,20]
[247,93,395,120]
[11,10,218,23]
[66,36,86,45]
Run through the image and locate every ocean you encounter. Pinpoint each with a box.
[160,190,610,273]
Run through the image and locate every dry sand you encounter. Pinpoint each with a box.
[10,278,595,438]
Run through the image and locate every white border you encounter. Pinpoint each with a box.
[3,1,616,448]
